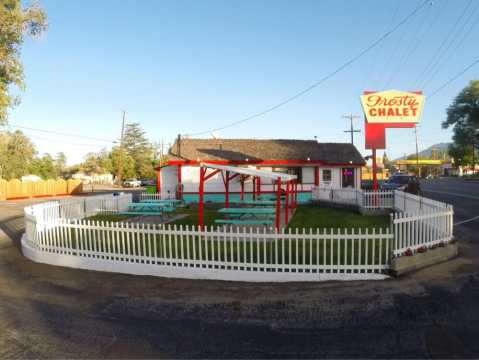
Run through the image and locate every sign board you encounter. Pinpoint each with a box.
[360,89,425,124]
[362,90,424,150]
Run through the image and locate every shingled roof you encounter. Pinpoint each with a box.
[166,139,365,165]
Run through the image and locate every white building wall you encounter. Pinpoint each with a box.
[355,168,362,189]
[160,166,177,198]
[163,165,358,195]
[302,167,314,184]
[319,167,341,188]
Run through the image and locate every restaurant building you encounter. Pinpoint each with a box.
[156,138,365,202]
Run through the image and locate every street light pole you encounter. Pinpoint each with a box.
[414,125,421,178]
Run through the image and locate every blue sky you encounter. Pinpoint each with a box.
[7,0,479,164]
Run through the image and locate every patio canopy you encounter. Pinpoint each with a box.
[200,162,297,181]
[198,162,298,230]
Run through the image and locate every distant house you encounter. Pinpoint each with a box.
[156,138,365,201]
[72,172,113,184]
[21,175,42,182]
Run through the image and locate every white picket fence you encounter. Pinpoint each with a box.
[393,190,449,213]
[391,209,454,255]
[25,193,132,224]
[22,191,454,282]
[139,192,162,201]
[312,187,394,209]
[309,187,454,255]
[23,216,392,281]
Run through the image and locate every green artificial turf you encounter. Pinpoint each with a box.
[85,213,134,222]
[169,206,220,227]
[288,205,390,229]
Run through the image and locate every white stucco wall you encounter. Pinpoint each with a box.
[160,166,177,198]
[161,165,357,194]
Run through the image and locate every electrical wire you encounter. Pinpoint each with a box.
[381,0,424,89]
[428,56,479,98]
[412,0,473,88]
[421,2,479,89]
[184,0,431,137]
[26,134,113,148]
[6,124,117,143]
[360,1,401,90]
[385,0,444,87]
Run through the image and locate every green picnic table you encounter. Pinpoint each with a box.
[229,199,276,206]
[215,207,276,225]
[119,202,176,215]
[140,199,183,205]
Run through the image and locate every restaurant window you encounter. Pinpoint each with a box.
[341,167,355,188]
[286,167,302,183]
[322,169,332,182]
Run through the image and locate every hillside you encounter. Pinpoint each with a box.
[394,142,451,160]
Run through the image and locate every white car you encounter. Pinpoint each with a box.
[123,179,142,188]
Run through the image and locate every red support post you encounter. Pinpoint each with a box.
[285,180,290,225]
[257,176,261,197]
[293,180,296,208]
[314,166,319,186]
[177,165,182,200]
[275,178,282,230]
[199,167,205,230]
[156,168,161,196]
[225,170,230,208]
[240,176,245,200]
[372,149,378,192]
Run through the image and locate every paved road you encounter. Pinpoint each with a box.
[0,184,478,358]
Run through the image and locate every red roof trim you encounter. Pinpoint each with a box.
[156,159,363,169]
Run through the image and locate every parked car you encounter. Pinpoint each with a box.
[382,174,420,194]
[123,179,142,188]
[140,179,156,186]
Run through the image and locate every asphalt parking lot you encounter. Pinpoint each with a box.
[0,180,478,358]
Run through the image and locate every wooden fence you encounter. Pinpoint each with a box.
[0,178,83,200]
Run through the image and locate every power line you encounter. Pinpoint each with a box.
[7,124,117,143]
[381,1,423,89]
[428,56,479,98]
[26,134,111,148]
[412,0,473,88]
[421,1,479,89]
[184,0,431,137]
[384,0,440,88]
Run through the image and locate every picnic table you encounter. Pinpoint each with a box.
[215,207,276,225]
[139,199,183,205]
[119,202,175,216]
[229,199,276,206]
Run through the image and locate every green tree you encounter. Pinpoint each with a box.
[443,80,479,170]
[81,152,102,175]
[448,143,474,168]
[121,123,155,178]
[0,130,36,179]
[0,0,47,124]
[382,152,394,171]
[28,153,57,179]
[110,147,135,179]
[54,151,67,177]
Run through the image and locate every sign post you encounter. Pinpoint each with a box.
[360,90,425,191]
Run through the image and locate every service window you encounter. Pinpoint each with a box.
[287,167,302,183]
[322,169,332,182]
[341,167,355,188]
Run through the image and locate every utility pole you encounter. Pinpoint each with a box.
[414,125,421,178]
[342,113,361,145]
[117,110,126,185]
